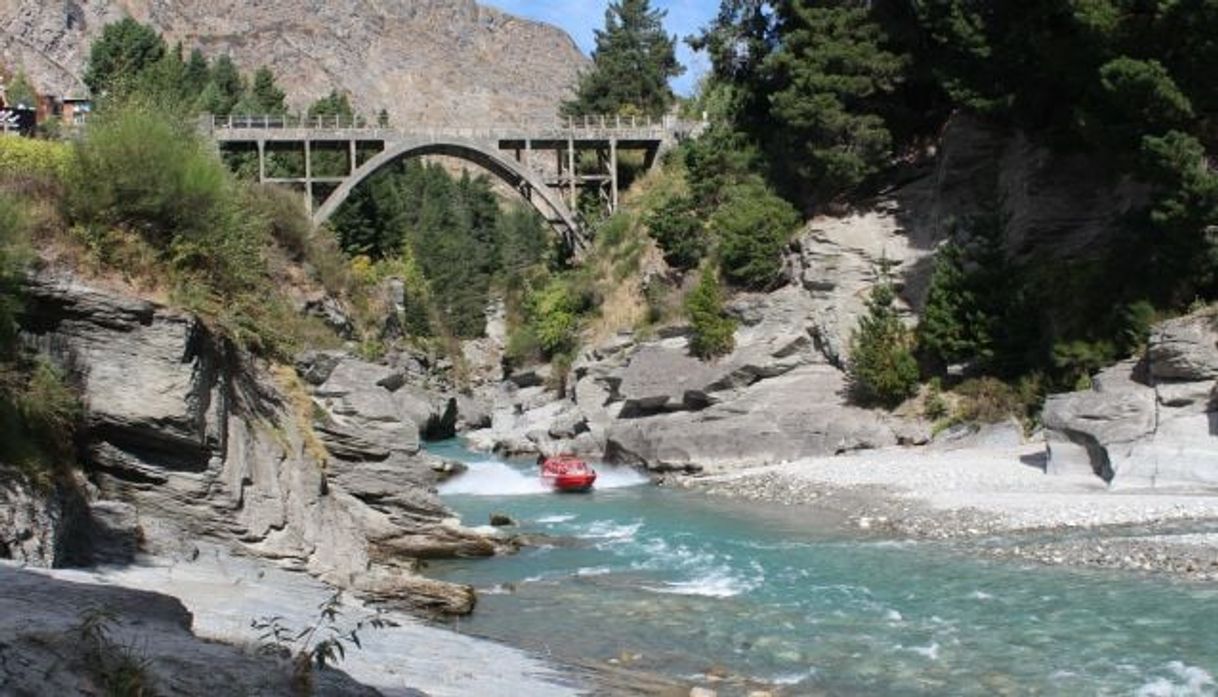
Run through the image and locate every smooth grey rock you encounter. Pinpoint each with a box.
[616,345,720,417]
[0,566,380,697]
[548,411,589,439]
[1149,314,1218,382]
[1043,315,1218,489]
[295,349,348,386]
[931,419,1025,451]
[606,366,896,472]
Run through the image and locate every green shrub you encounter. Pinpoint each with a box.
[0,360,82,484]
[529,280,581,357]
[644,193,706,270]
[923,379,949,422]
[710,182,800,289]
[952,375,1046,428]
[0,194,29,357]
[0,137,71,182]
[65,103,236,251]
[686,266,736,359]
[848,280,919,408]
[247,184,313,261]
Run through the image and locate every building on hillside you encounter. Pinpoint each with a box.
[60,95,91,126]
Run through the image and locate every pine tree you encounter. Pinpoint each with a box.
[848,275,919,408]
[765,1,907,204]
[83,18,167,96]
[183,49,210,95]
[249,67,287,114]
[686,266,737,359]
[206,55,244,115]
[562,0,684,118]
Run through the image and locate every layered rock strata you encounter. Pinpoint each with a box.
[8,273,497,614]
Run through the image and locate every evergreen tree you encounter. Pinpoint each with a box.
[916,242,996,370]
[709,181,799,289]
[204,55,244,115]
[182,49,211,96]
[562,0,684,118]
[848,275,919,408]
[249,67,287,114]
[686,266,737,359]
[5,70,37,108]
[765,1,907,203]
[83,18,167,96]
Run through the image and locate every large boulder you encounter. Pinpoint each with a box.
[605,365,896,472]
[1043,313,1218,489]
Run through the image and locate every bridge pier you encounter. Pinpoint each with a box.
[610,137,619,212]
[303,139,313,214]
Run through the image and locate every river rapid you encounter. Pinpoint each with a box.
[428,440,1218,696]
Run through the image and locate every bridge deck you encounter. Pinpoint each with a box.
[202,115,701,144]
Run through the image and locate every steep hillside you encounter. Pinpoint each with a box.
[0,0,586,123]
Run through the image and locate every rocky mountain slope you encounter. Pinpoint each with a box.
[0,0,585,124]
[2,271,502,615]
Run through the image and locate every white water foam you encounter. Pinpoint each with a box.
[536,514,577,524]
[770,668,818,685]
[1137,662,1216,697]
[438,460,649,497]
[901,642,941,661]
[582,520,644,545]
[575,566,613,577]
[643,568,761,598]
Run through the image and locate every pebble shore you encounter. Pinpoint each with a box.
[670,446,1218,583]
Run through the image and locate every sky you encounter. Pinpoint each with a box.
[485,0,717,96]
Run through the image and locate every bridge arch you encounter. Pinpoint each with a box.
[312,138,583,248]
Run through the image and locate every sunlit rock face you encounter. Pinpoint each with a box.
[0,0,586,124]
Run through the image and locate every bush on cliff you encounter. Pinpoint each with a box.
[686,266,736,359]
[848,278,919,409]
[0,194,81,483]
[710,182,800,290]
[0,137,71,183]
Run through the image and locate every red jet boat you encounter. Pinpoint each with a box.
[539,455,598,493]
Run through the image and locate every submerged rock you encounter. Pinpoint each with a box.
[489,512,517,527]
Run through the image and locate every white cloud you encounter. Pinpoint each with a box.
[485,0,716,96]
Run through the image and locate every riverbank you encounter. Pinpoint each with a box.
[6,545,583,697]
[671,443,1218,582]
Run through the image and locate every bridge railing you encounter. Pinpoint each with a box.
[202,113,704,137]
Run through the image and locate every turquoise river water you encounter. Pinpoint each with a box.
[427,440,1217,696]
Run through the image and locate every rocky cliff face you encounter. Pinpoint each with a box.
[796,113,1151,363]
[1043,312,1218,489]
[5,272,499,614]
[465,286,918,473]
[0,0,586,124]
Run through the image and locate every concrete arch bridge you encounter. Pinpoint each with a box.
[201,114,705,251]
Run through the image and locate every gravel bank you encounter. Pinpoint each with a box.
[671,445,1218,582]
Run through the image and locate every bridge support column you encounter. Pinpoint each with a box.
[610,138,619,212]
[349,139,358,176]
[567,135,576,210]
[304,140,313,214]
[257,140,266,184]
